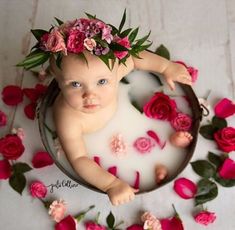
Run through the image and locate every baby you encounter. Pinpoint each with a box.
[17,13,193,205]
[50,50,192,205]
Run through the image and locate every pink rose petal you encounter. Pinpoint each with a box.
[93,156,101,166]
[32,151,54,168]
[0,159,11,180]
[160,216,184,230]
[218,158,235,179]
[133,171,140,189]
[147,130,166,149]
[214,98,235,118]
[173,177,197,199]
[108,166,117,176]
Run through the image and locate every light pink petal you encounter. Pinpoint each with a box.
[32,151,54,168]
[147,130,166,149]
[161,217,184,230]
[93,156,101,166]
[133,171,140,189]
[214,98,235,118]
[0,159,11,180]
[108,166,117,176]
[173,177,197,199]
[219,158,235,179]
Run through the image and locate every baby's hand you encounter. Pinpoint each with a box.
[106,178,138,206]
[163,62,192,90]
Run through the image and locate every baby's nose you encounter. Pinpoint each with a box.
[82,90,95,99]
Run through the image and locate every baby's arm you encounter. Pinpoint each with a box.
[132,50,192,90]
[54,111,137,205]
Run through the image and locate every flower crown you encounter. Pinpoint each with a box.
[17,10,152,70]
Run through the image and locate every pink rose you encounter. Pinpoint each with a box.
[143,92,177,121]
[0,159,11,180]
[30,181,47,198]
[55,215,77,230]
[11,127,25,140]
[0,110,7,126]
[218,158,235,179]
[67,29,85,54]
[175,61,198,83]
[133,137,155,154]
[41,29,67,54]
[141,212,162,230]
[49,199,67,223]
[84,38,97,51]
[0,134,25,160]
[214,98,235,118]
[85,221,107,230]
[170,113,192,131]
[114,36,130,59]
[214,127,235,153]
[194,211,216,226]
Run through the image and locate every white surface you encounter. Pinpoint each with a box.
[0,0,235,229]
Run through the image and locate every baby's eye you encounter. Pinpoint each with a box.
[97,79,108,85]
[71,81,82,88]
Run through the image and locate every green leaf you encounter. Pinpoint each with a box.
[191,160,216,178]
[56,52,63,69]
[215,174,235,187]
[199,125,217,140]
[120,28,132,37]
[106,211,115,228]
[17,50,50,70]
[155,44,170,60]
[54,17,64,26]
[133,43,152,53]
[9,173,26,195]
[109,24,119,35]
[85,12,96,19]
[120,77,129,84]
[118,9,126,32]
[207,152,223,169]
[195,179,218,206]
[98,55,111,70]
[12,163,32,174]
[134,31,151,47]
[31,29,48,41]
[212,116,227,129]
[130,100,143,113]
[110,43,129,51]
[129,27,139,43]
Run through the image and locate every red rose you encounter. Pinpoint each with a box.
[67,30,85,54]
[0,134,25,160]
[55,215,76,230]
[85,221,106,230]
[214,127,235,153]
[143,92,177,121]
[2,85,23,106]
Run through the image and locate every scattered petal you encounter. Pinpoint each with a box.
[218,158,235,179]
[0,159,11,180]
[1,85,23,106]
[93,156,101,166]
[214,98,235,118]
[173,177,197,199]
[160,216,184,230]
[133,171,140,190]
[32,151,54,168]
[0,110,7,127]
[108,166,117,176]
[85,221,106,230]
[24,102,37,120]
[55,215,77,230]
[147,130,166,149]
[23,88,38,102]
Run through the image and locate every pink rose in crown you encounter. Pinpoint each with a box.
[0,134,25,160]
[141,212,162,230]
[218,158,235,179]
[133,137,155,154]
[214,127,235,153]
[170,113,192,131]
[84,38,97,51]
[30,181,47,198]
[49,200,67,223]
[214,98,235,118]
[2,85,23,106]
[41,29,67,54]
[144,92,177,121]
[0,159,11,180]
[194,211,216,226]
[175,61,198,83]
[67,30,86,54]
[114,36,131,59]
[55,215,77,230]
[85,221,107,230]
[0,110,7,126]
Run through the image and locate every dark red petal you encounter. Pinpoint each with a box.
[93,156,100,166]
[161,216,184,230]
[126,224,144,230]
[2,85,23,106]
[0,159,11,179]
[133,171,140,189]
[55,215,76,230]
[32,151,54,168]
[219,158,235,179]
[214,98,235,118]
[24,103,36,120]
[173,177,197,199]
[108,166,117,176]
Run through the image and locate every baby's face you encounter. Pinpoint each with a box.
[54,52,120,113]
